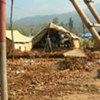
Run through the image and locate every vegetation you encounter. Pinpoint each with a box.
[68,17,74,32]
[6,16,89,37]
[53,17,59,25]
[6,25,41,36]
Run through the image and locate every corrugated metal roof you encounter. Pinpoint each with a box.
[6,30,32,43]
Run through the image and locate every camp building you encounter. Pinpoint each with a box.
[6,30,32,53]
[32,22,80,49]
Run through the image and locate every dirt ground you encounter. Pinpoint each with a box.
[7,49,100,100]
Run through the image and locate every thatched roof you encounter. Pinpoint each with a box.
[32,22,79,47]
[6,30,32,43]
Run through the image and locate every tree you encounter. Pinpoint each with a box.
[10,0,14,61]
[65,23,68,29]
[53,17,59,24]
[7,25,20,30]
[82,23,86,34]
[60,22,65,27]
[68,17,74,32]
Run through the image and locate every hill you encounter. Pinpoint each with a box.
[6,3,100,33]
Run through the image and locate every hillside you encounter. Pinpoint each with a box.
[6,3,100,30]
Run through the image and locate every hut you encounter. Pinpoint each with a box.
[63,49,87,70]
[6,30,32,53]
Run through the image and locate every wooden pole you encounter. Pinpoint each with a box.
[0,0,8,99]
[10,0,14,61]
[84,0,100,23]
[70,0,100,49]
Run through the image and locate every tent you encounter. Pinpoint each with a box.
[32,22,80,49]
[81,33,92,38]
[6,30,32,53]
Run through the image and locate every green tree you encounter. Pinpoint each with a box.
[60,22,65,27]
[10,0,14,61]
[53,17,59,24]
[64,23,68,29]
[68,17,74,32]
[72,27,78,33]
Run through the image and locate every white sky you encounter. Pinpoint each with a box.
[6,0,100,20]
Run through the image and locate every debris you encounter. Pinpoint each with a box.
[16,70,25,74]
[98,88,100,93]
[85,67,93,72]
[58,61,67,70]
[96,60,100,64]
[63,49,87,70]
[7,49,100,99]
[30,60,35,65]
[24,61,29,64]
[87,62,94,66]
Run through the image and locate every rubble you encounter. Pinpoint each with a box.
[96,60,100,64]
[16,70,25,74]
[6,50,100,100]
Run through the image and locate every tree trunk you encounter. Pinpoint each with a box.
[10,0,14,61]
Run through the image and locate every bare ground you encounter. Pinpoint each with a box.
[7,49,100,100]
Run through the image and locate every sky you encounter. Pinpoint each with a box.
[6,0,100,20]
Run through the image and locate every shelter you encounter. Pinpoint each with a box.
[32,22,80,49]
[63,49,87,58]
[6,30,32,53]
[81,33,92,38]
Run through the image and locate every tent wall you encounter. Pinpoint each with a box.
[72,39,80,49]
[6,39,12,53]
[32,29,48,47]
[6,38,32,53]
[14,42,32,52]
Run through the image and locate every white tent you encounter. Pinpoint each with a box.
[6,30,32,53]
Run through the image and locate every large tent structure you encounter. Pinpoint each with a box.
[32,22,80,49]
[6,30,32,53]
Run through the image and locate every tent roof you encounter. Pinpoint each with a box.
[63,49,87,58]
[6,30,32,43]
[46,22,70,33]
[80,33,92,38]
[32,22,79,46]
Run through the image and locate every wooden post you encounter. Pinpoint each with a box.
[0,0,8,99]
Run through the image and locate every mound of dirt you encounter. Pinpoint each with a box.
[86,50,100,62]
[7,48,69,58]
